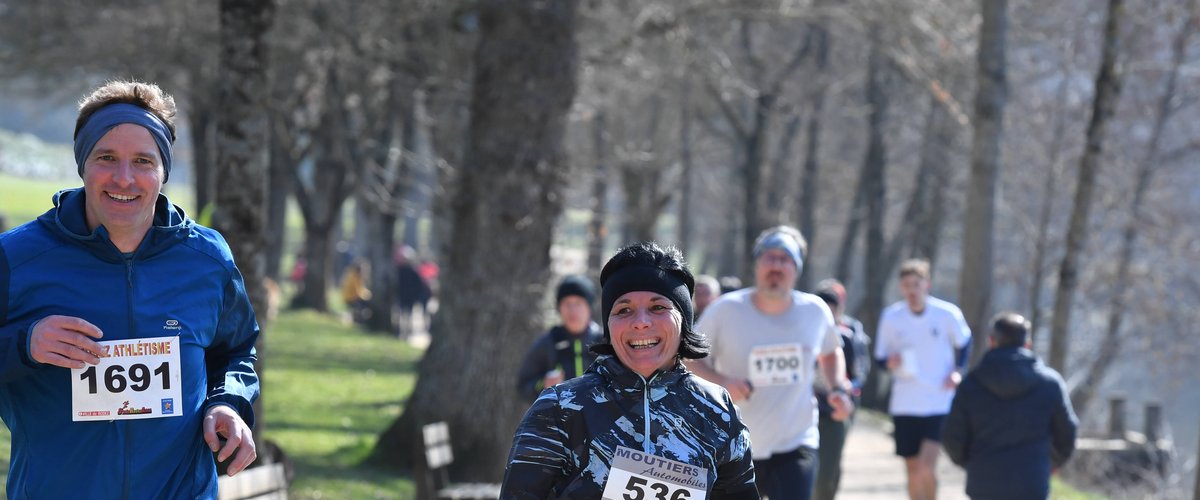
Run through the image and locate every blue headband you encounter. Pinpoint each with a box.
[74,103,173,183]
[753,231,804,269]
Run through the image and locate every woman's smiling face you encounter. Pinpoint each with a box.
[607,291,682,378]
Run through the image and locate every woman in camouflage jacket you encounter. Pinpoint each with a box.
[500,242,759,499]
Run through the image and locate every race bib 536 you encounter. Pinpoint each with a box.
[602,446,708,500]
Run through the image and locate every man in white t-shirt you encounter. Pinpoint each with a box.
[688,225,853,500]
[875,259,971,500]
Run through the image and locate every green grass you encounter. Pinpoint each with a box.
[0,173,77,226]
[1051,477,1104,499]
[0,172,196,229]
[263,310,419,499]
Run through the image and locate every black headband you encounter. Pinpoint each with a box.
[598,264,694,343]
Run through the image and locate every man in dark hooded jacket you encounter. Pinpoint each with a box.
[942,312,1077,499]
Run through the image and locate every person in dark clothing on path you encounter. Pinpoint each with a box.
[394,245,430,337]
[812,279,871,500]
[515,275,604,402]
[942,312,1078,500]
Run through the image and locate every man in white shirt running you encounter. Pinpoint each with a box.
[688,225,853,500]
[875,259,971,500]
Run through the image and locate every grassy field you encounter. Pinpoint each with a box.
[0,172,196,228]
[262,310,420,499]
[0,173,77,226]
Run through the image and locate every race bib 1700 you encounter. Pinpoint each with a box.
[601,446,708,500]
[70,336,183,422]
[747,343,807,387]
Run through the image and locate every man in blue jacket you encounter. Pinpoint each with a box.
[0,80,260,498]
[942,312,1077,499]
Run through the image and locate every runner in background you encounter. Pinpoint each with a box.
[515,275,603,402]
[875,259,971,500]
[812,279,871,500]
[688,225,853,500]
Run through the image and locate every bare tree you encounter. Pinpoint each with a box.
[678,86,696,257]
[586,112,610,278]
[1069,0,1195,415]
[701,18,812,280]
[1047,0,1126,373]
[795,3,832,291]
[371,0,581,481]
[960,0,1009,366]
[853,31,891,410]
[1026,73,1073,343]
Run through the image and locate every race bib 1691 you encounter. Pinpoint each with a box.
[70,336,183,422]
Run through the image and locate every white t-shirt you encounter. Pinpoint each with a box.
[697,288,839,457]
[874,296,971,416]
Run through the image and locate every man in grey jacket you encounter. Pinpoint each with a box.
[942,312,1078,499]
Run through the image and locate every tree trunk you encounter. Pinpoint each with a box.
[586,112,609,279]
[621,165,670,243]
[190,103,215,216]
[293,216,335,312]
[856,37,889,410]
[264,113,296,282]
[740,93,773,282]
[360,89,417,334]
[718,212,741,279]
[290,68,360,312]
[1027,76,1071,345]
[961,0,1008,367]
[796,17,829,292]
[764,112,803,227]
[620,96,670,244]
[1027,56,1084,345]
[371,0,580,480]
[215,0,274,463]
[1047,0,1125,374]
[678,93,694,257]
[907,99,953,266]
[1069,0,1191,415]
[834,173,866,284]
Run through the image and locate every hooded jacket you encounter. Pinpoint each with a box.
[0,188,259,499]
[501,355,759,499]
[942,346,1077,500]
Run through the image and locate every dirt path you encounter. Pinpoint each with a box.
[836,411,968,499]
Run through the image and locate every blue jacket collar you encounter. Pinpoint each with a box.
[38,188,192,262]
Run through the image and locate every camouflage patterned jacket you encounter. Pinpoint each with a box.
[501,355,759,499]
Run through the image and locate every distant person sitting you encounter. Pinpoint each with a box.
[694,274,721,319]
[515,276,604,402]
[942,312,1078,500]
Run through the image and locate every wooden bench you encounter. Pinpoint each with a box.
[218,462,289,500]
[422,421,502,500]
